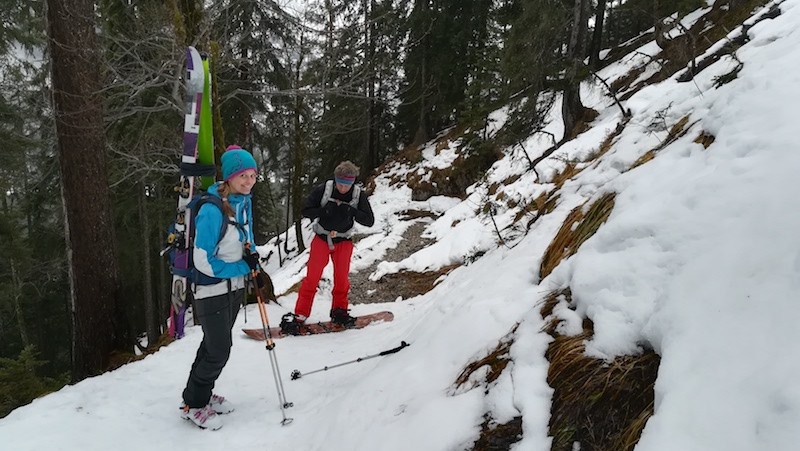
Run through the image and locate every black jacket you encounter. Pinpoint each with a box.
[301,182,375,241]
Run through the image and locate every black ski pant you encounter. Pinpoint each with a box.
[182,288,242,408]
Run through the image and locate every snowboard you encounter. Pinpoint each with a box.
[242,311,394,340]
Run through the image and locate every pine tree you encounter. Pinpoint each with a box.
[500,0,567,145]
[397,0,434,145]
[309,0,372,176]
[398,0,498,146]
[209,0,296,242]
[362,0,404,174]
[0,0,71,385]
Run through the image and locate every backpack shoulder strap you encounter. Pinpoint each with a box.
[349,185,361,208]
[191,194,229,240]
[320,180,334,207]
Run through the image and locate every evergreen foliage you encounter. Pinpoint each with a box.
[499,0,569,145]
[0,346,69,418]
[0,0,71,386]
[604,0,705,48]
[399,0,500,146]
[208,0,296,241]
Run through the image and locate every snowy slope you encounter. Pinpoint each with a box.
[3,0,800,450]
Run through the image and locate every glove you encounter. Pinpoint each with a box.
[256,271,268,289]
[243,252,260,271]
[255,271,277,302]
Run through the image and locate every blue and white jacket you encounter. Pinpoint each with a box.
[193,183,254,300]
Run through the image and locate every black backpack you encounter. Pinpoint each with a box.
[166,193,235,287]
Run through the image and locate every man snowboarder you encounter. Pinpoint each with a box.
[282,161,375,334]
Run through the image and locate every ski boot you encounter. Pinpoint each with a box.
[330,308,357,328]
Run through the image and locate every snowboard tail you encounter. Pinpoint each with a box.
[242,311,394,340]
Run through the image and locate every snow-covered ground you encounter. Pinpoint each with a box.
[3,0,800,449]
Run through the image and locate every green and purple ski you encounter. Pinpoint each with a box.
[164,47,216,339]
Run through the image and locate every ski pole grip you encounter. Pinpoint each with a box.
[379,341,410,356]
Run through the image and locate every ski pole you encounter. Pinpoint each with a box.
[249,263,293,426]
[291,341,410,380]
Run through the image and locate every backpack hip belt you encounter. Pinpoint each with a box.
[312,221,355,250]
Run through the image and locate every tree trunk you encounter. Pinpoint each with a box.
[413,55,429,146]
[175,0,203,46]
[364,0,376,173]
[158,236,168,334]
[588,0,607,68]
[210,41,226,177]
[291,59,306,253]
[284,166,292,254]
[562,0,590,139]
[138,184,157,346]
[292,97,306,252]
[10,260,30,348]
[47,0,127,380]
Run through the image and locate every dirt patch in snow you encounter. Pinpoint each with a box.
[349,220,459,304]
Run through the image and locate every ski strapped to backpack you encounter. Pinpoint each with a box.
[162,46,215,339]
[311,180,362,249]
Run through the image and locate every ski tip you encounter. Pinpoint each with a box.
[281,417,294,426]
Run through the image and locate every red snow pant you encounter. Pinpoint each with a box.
[295,235,354,319]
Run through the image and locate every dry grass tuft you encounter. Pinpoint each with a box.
[540,193,616,280]
[470,415,524,451]
[434,124,471,152]
[546,331,660,451]
[453,328,520,449]
[695,131,716,148]
[633,116,693,168]
[539,288,570,320]
[489,173,523,197]
[282,278,303,296]
[454,328,517,393]
[513,190,560,227]
[551,163,582,189]
[633,150,657,168]
[616,66,648,101]
[589,120,629,163]
[540,289,659,451]
[548,120,628,194]
[666,116,691,143]
[376,125,503,201]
